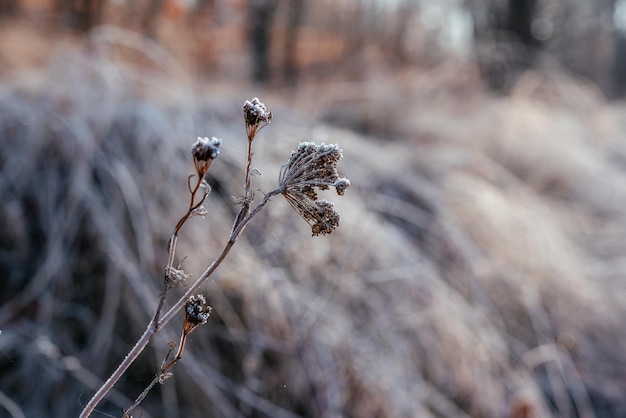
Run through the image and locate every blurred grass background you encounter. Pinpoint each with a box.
[2,0,626,417]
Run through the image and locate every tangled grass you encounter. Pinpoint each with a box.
[2,35,626,418]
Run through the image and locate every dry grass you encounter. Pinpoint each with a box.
[2,30,626,418]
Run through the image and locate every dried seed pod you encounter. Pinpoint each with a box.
[183,294,212,334]
[243,97,272,141]
[191,136,222,178]
[278,142,350,236]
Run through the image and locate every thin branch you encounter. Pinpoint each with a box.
[122,338,184,418]
[153,174,206,325]
[78,188,281,418]
[79,323,155,418]
[159,188,281,328]
[244,138,254,202]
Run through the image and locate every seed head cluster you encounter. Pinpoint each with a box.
[165,266,191,287]
[183,294,212,334]
[279,142,350,236]
[191,136,222,177]
[243,97,273,140]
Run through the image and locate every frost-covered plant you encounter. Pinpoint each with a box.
[279,142,350,235]
[79,98,349,417]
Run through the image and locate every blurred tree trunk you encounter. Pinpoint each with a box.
[392,0,419,63]
[283,0,305,86]
[467,0,621,96]
[58,0,103,31]
[141,0,164,38]
[248,0,278,83]
[468,0,541,91]
[0,0,18,16]
[507,0,539,48]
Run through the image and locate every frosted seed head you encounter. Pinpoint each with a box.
[192,136,222,161]
[191,136,222,177]
[279,142,349,236]
[183,294,213,333]
[310,199,340,236]
[243,97,272,140]
[334,178,350,196]
[165,266,192,286]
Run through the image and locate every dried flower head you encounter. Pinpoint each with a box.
[183,294,212,334]
[165,266,192,287]
[334,178,351,196]
[243,97,272,140]
[278,142,350,236]
[191,136,222,177]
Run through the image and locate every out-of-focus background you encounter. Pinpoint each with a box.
[2,1,626,417]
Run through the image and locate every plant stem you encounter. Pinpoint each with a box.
[159,189,281,327]
[79,188,280,418]
[233,138,255,232]
[244,138,253,200]
[121,373,162,418]
[154,175,206,325]
[79,324,155,418]
[122,335,183,418]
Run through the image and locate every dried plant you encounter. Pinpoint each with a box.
[121,295,212,418]
[243,97,273,141]
[278,142,350,235]
[79,98,349,417]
